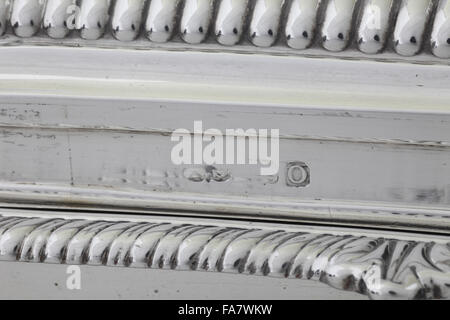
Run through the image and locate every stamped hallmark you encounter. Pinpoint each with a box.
[286,161,310,187]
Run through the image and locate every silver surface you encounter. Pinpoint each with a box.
[10,0,45,37]
[43,0,74,39]
[357,0,395,54]
[249,0,285,47]
[431,0,450,58]
[215,0,249,46]
[76,0,111,40]
[0,212,448,299]
[0,3,449,301]
[321,0,358,51]
[286,0,321,49]
[180,0,214,44]
[0,0,449,58]
[0,0,10,36]
[393,0,434,56]
[0,46,448,233]
[145,0,180,42]
[111,0,145,41]
[0,261,365,299]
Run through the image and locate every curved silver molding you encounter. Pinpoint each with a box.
[249,0,285,47]
[42,0,74,39]
[0,42,448,233]
[0,0,449,58]
[393,0,434,56]
[357,0,395,54]
[10,0,45,37]
[0,0,10,36]
[111,0,146,41]
[0,214,449,300]
[431,0,450,58]
[285,0,321,49]
[180,0,215,44]
[145,0,180,42]
[76,0,111,40]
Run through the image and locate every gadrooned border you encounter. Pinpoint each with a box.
[0,214,449,299]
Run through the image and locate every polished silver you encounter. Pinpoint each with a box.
[76,0,111,40]
[249,0,285,47]
[215,0,249,46]
[42,0,74,38]
[285,0,321,49]
[111,0,145,41]
[0,0,449,59]
[145,0,180,42]
[10,0,45,37]
[357,0,395,54]
[431,0,450,58]
[0,214,448,300]
[180,0,215,44]
[321,0,358,52]
[0,45,449,232]
[0,0,10,36]
[393,0,434,56]
[0,1,449,301]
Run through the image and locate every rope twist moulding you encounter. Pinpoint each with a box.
[0,215,449,300]
[0,0,449,58]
